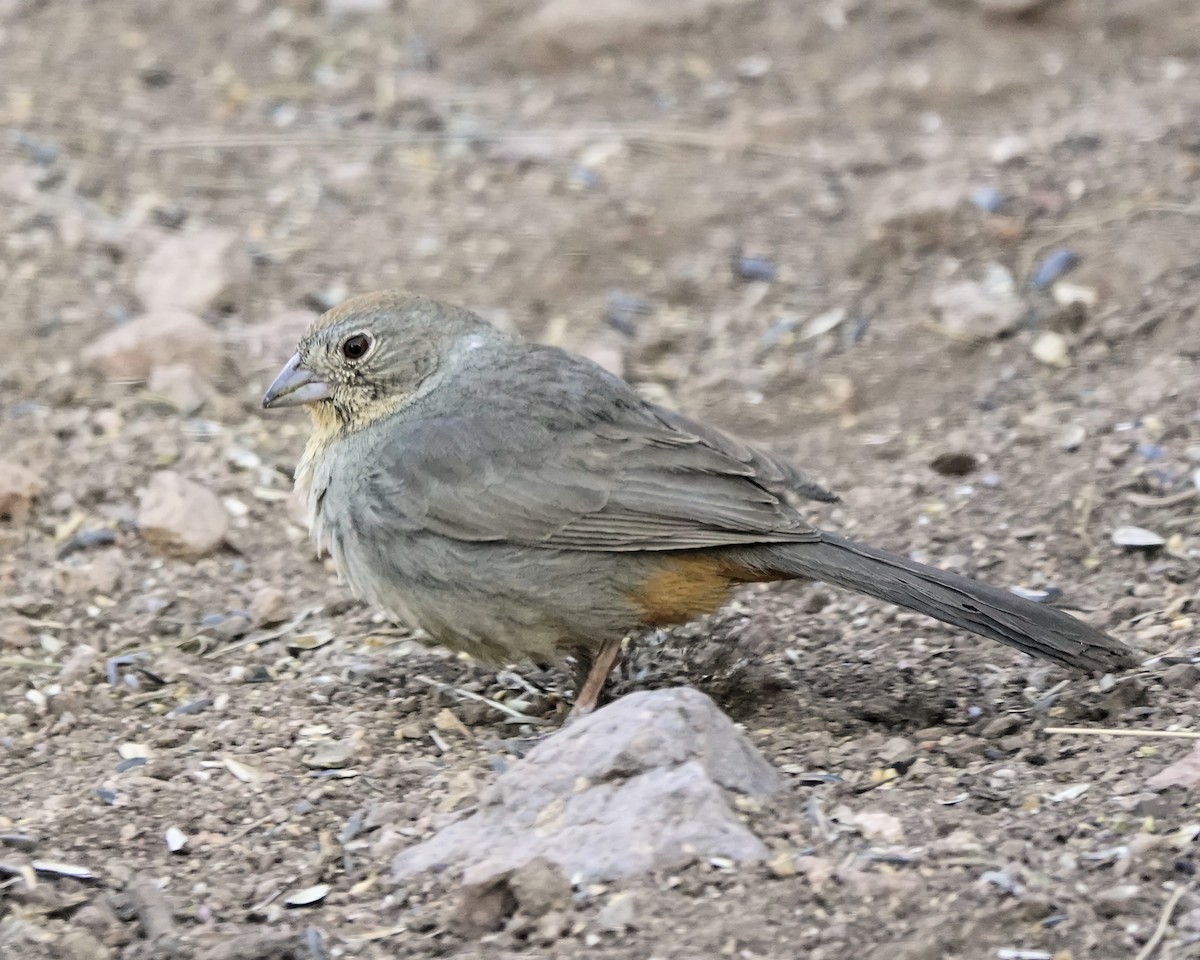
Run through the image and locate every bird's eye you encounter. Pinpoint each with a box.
[341,334,371,361]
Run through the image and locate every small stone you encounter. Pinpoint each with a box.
[135,228,250,314]
[989,134,1031,166]
[531,910,568,945]
[512,0,754,69]
[594,892,638,932]
[929,452,977,477]
[59,645,98,685]
[137,471,228,560]
[1052,282,1097,308]
[735,256,776,283]
[1163,663,1200,690]
[767,850,797,878]
[146,364,213,415]
[851,810,905,843]
[509,857,571,918]
[1059,423,1086,452]
[975,0,1062,17]
[1031,248,1080,289]
[56,552,124,596]
[83,311,221,380]
[736,54,772,81]
[981,714,1023,739]
[0,616,34,650]
[1147,743,1200,791]
[323,0,388,13]
[448,877,516,937]
[1031,330,1069,367]
[0,461,42,520]
[1093,884,1141,917]
[303,739,358,769]
[931,266,1025,340]
[249,587,288,626]
[59,929,112,960]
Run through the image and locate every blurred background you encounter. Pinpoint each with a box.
[2,0,1200,957]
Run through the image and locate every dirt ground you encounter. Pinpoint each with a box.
[3,0,1200,957]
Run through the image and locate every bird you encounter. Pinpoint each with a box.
[263,290,1135,716]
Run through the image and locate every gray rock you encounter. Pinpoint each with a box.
[393,688,780,884]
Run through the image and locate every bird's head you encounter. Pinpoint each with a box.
[262,290,496,432]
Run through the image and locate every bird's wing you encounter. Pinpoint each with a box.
[357,402,827,553]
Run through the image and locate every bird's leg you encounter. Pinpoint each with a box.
[570,638,623,718]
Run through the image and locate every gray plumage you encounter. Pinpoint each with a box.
[272,292,1135,678]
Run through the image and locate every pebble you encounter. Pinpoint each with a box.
[250,587,288,626]
[1093,884,1142,917]
[322,0,388,14]
[594,891,639,932]
[735,256,776,282]
[929,452,978,477]
[1030,330,1068,368]
[0,616,34,650]
[137,471,229,560]
[1163,663,1200,690]
[510,857,572,918]
[0,461,42,520]
[736,54,772,81]
[135,228,250,314]
[1052,282,1097,307]
[931,265,1025,339]
[975,0,1062,15]
[604,291,653,336]
[766,850,797,878]
[512,0,753,68]
[970,185,1004,213]
[146,364,214,415]
[1031,248,1080,289]
[981,714,1023,739]
[1059,423,1086,451]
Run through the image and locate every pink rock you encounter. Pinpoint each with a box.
[138,471,228,560]
[135,228,250,314]
[83,311,221,381]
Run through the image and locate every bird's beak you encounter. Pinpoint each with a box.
[262,353,331,409]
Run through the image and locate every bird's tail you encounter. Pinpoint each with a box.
[748,533,1135,674]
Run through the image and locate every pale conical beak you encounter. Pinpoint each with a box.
[262,353,332,409]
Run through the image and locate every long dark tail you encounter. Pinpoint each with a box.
[750,533,1136,673]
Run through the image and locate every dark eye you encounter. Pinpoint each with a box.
[341,334,371,361]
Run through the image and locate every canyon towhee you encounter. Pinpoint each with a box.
[264,291,1134,714]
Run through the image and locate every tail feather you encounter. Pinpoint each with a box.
[754,532,1136,674]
